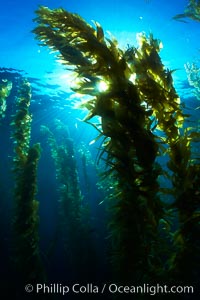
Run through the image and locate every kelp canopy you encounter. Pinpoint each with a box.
[33,6,200,290]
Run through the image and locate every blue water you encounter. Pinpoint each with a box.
[1,1,200,299]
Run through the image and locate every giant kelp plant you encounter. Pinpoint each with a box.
[10,78,44,289]
[33,5,200,294]
[40,120,97,280]
[0,75,12,295]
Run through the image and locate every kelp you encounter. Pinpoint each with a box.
[33,6,200,291]
[0,79,12,119]
[173,0,200,22]
[166,65,200,286]
[11,79,44,287]
[185,62,200,101]
[40,120,96,280]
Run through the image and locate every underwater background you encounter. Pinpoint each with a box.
[1,0,200,299]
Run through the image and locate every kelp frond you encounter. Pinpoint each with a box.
[173,0,200,22]
[33,6,123,80]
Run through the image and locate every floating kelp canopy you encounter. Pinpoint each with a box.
[33,5,200,295]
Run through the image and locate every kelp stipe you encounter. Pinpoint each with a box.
[10,79,44,287]
[40,120,97,280]
[33,6,200,291]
